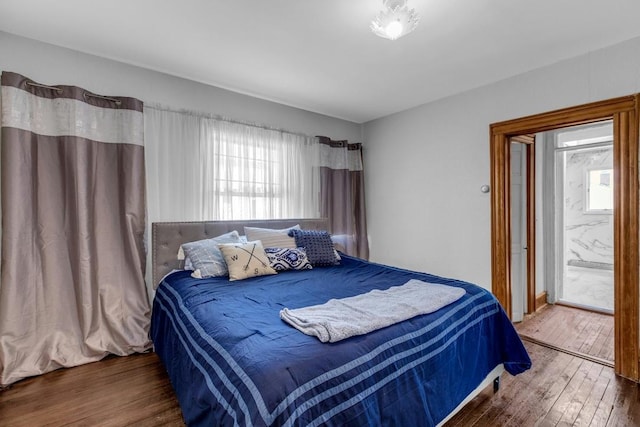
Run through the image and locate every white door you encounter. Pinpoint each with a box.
[510,143,527,322]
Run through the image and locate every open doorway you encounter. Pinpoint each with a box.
[513,122,615,365]
[510,123,615,319]
[510,122,615,364]
[490,95,639,381]
[551,121,614,313]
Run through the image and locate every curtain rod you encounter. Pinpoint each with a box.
[83,92,122,106]
[26,81,122,105]
[26,81,62,93]
[145,103,315,140]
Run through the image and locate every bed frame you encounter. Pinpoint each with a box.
[151,218,504,425]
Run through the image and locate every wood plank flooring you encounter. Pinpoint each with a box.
[1,341,637,426]
[0,352,184,426]
[445,342,639,426]
[514,304,614,363]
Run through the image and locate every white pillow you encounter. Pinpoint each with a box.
[218,240,278,281]
[244,225,300,249]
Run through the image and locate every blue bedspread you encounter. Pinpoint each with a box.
[151,254,531,427]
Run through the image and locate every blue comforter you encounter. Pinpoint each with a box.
[151,254,531,426]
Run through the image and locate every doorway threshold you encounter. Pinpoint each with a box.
[556,300,613,316]
[518,333,613,368]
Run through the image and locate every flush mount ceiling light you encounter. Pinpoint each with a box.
[371,0,420,40]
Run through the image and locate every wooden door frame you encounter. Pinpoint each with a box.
[490,95,639,381]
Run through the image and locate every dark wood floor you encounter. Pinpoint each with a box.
[0,352,184,426]
[515,304,614,364]
[445,341,639,426]
[1,341,637,426]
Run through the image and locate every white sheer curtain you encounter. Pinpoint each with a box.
[145,104,320,224]
[145,107,203,222]
[200,118,320,220]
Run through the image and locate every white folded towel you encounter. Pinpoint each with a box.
[280,279,466,343]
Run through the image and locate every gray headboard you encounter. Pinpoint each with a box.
[152,218,330,286]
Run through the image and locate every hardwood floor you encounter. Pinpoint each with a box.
[515,304,614,364]
[1,341,637,426]
[445,341,639,426]
[0,352,184,426]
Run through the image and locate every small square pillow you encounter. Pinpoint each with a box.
[244,225,300,249]
[288,229,340,267]
[218,240,278,281]
[264,247,313,272]
[181,230,242,278]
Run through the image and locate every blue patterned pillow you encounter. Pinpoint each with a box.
[288,229,340,267]
[264,247,313,271]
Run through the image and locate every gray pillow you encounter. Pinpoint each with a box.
[181,230,242,278]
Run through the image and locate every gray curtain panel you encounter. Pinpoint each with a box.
[317,136,369,259]
[0,72,151,386]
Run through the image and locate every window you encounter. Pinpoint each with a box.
[556,121,613,148]
[586,168,613,213]
[202,120,320,220]
[214,139,287,219]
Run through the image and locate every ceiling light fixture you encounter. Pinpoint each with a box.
[371,0,420,40]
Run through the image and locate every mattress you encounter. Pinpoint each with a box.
[151,254,531,426]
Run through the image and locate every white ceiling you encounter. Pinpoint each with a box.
[2,0,640,123]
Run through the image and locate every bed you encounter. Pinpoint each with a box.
[151,219,531,426]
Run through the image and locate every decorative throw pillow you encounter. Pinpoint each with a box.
[218,240,278,281]
[264,247,313,272]
[181,230,242,278]
[244,225,300,249]
[330,234,349,256]
[288,229,340,267]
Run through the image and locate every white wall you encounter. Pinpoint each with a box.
[363,35,640,290]
[0,31,361,141]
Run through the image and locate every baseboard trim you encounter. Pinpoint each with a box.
[535,291,547,311]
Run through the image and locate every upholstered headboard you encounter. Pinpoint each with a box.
[152,218,330,286]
